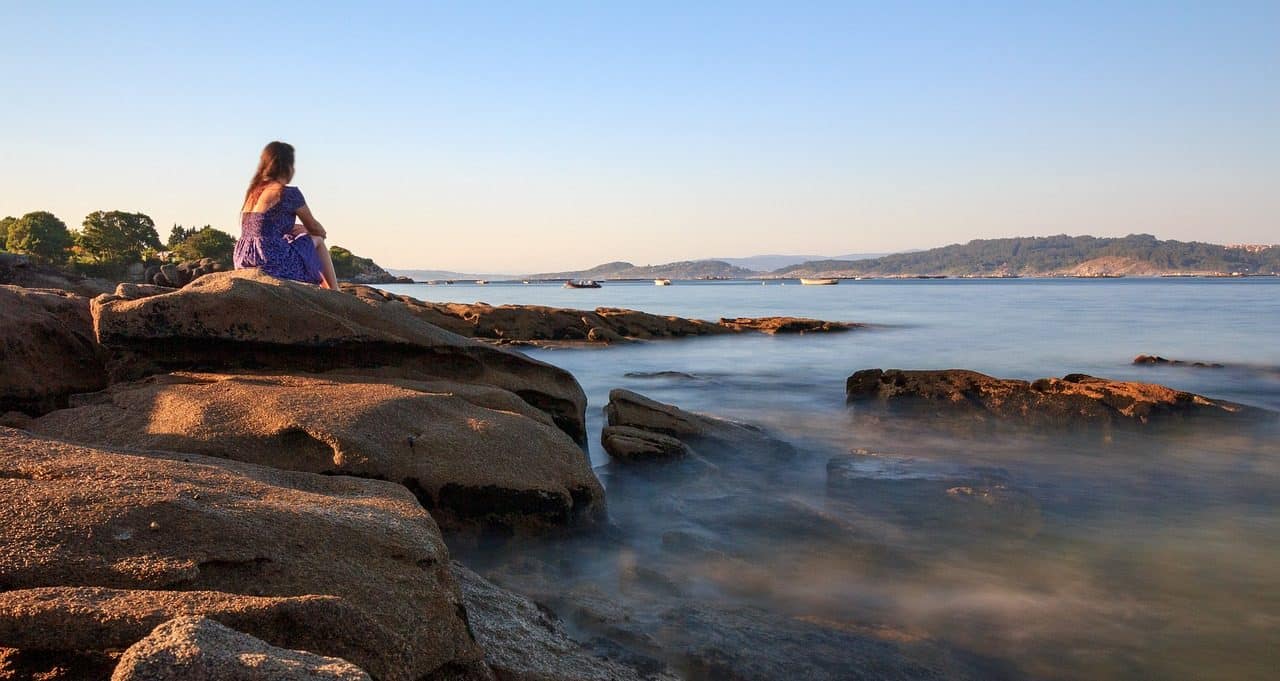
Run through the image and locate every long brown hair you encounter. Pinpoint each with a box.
[243,141,295,207]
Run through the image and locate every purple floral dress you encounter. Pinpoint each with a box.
[234,186,324,284]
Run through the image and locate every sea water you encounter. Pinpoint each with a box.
[381,278,1280,681]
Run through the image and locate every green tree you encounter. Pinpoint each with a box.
[6,211,73,263]
[77,211,162,266]
[0,216,16,250]
[172,226,237,266]
[167,224,192,249]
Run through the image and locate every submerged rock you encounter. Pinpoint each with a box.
[602,389,791,458]
[91,269,589,443]
[29,372,604,532]
[717,316,858,334]
[452,563,676,681]
[0,285,106,415]
[601,426,691,463]
[0,427,482,680]
[110,615,370,681]
[845,368,1268,426]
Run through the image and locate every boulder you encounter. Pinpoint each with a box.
[30,372,605,531]
[0,252,114,296]
[110,616,370,681]
[601,426,690,462]
[452,563,675,681]
[845,369,1268,426]
[0,285,106,415]
[0,427,483,680]
[91,269,588,443]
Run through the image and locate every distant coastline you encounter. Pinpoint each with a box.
[390,234,1280,283]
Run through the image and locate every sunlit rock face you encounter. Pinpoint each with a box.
[846,368,1270,427]
[0,428,483,681]
[29,372,605,533]
[91,269,589,444]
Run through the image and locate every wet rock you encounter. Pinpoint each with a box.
[1132,354,1225,368]
[826,451,1041,538]
[717,316,858,334]
[845,368,1268,426]
[0,427,483,680]
[604,389,790,459]
[453,563,676,681]
[601,426,691,462]
[92,269,589,443]
[29,372,604,532]
[0,285,106,415]
[110,615,370,680]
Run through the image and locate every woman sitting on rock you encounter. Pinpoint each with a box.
[234,141,339,289]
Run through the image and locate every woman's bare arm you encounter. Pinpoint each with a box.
[296,205,327,238]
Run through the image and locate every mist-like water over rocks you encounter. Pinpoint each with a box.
[417,278,1279,681]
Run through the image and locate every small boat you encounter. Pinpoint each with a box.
[475,280,488,285]
[564,279,602,289]
[654,278,672,286]
[800,278,839,285]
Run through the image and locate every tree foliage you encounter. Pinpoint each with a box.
[6,212,73,263]
[77,211,162,265]
[0,216,15,250]
[171,226,237,266]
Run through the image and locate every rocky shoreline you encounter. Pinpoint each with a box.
[1,269,1273,679]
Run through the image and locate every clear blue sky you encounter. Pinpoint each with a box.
[2,1,1276,272]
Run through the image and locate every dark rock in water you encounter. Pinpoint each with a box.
[111,615,371,680]
[0,427,484,681]
[1133,354,1225,368]
[845,368,1268,426]
[624,371,705,381]
[0,285,106,416]
[602,388,795,462]
[826,451,1041,538]
[452,562,677,681]
[602,425,691,462]
[29,372,605,533]
[91,269,589,444]
[0,252,114,296]
[717,316,859,334]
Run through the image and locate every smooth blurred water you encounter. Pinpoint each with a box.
[381,278,1279,681]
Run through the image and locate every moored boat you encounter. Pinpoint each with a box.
[564,279,602,289]
[654,278,672,286]
[800,278,839,285]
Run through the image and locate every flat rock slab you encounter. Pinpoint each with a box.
[0,427,481,681]
[0,285,105,415]
[31,372,604,532]
[111,615,370,681]
[92,270,588,443]
[601,426,691,462]
[845,368,1269,427]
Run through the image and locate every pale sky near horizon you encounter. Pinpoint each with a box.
[2,1,1277,272]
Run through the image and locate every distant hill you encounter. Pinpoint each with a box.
[707,253,889,271]
[528,260,757,280]
[387,268,516,282]
[772,235,1280,278]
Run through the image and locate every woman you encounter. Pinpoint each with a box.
[234,141,339,289]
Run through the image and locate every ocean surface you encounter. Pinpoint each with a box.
[381,278,1280,681]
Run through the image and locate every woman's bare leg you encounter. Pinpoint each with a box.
[312,236,339,289]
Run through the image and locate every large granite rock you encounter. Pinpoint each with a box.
[91,270,588,443]
[452,563,676,681]
[111,615,370,681]
[30,372,605,532]
[343,286,854,345]
[0,427,483,680]
[845,369,1268,426]
[0,285,106,415]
